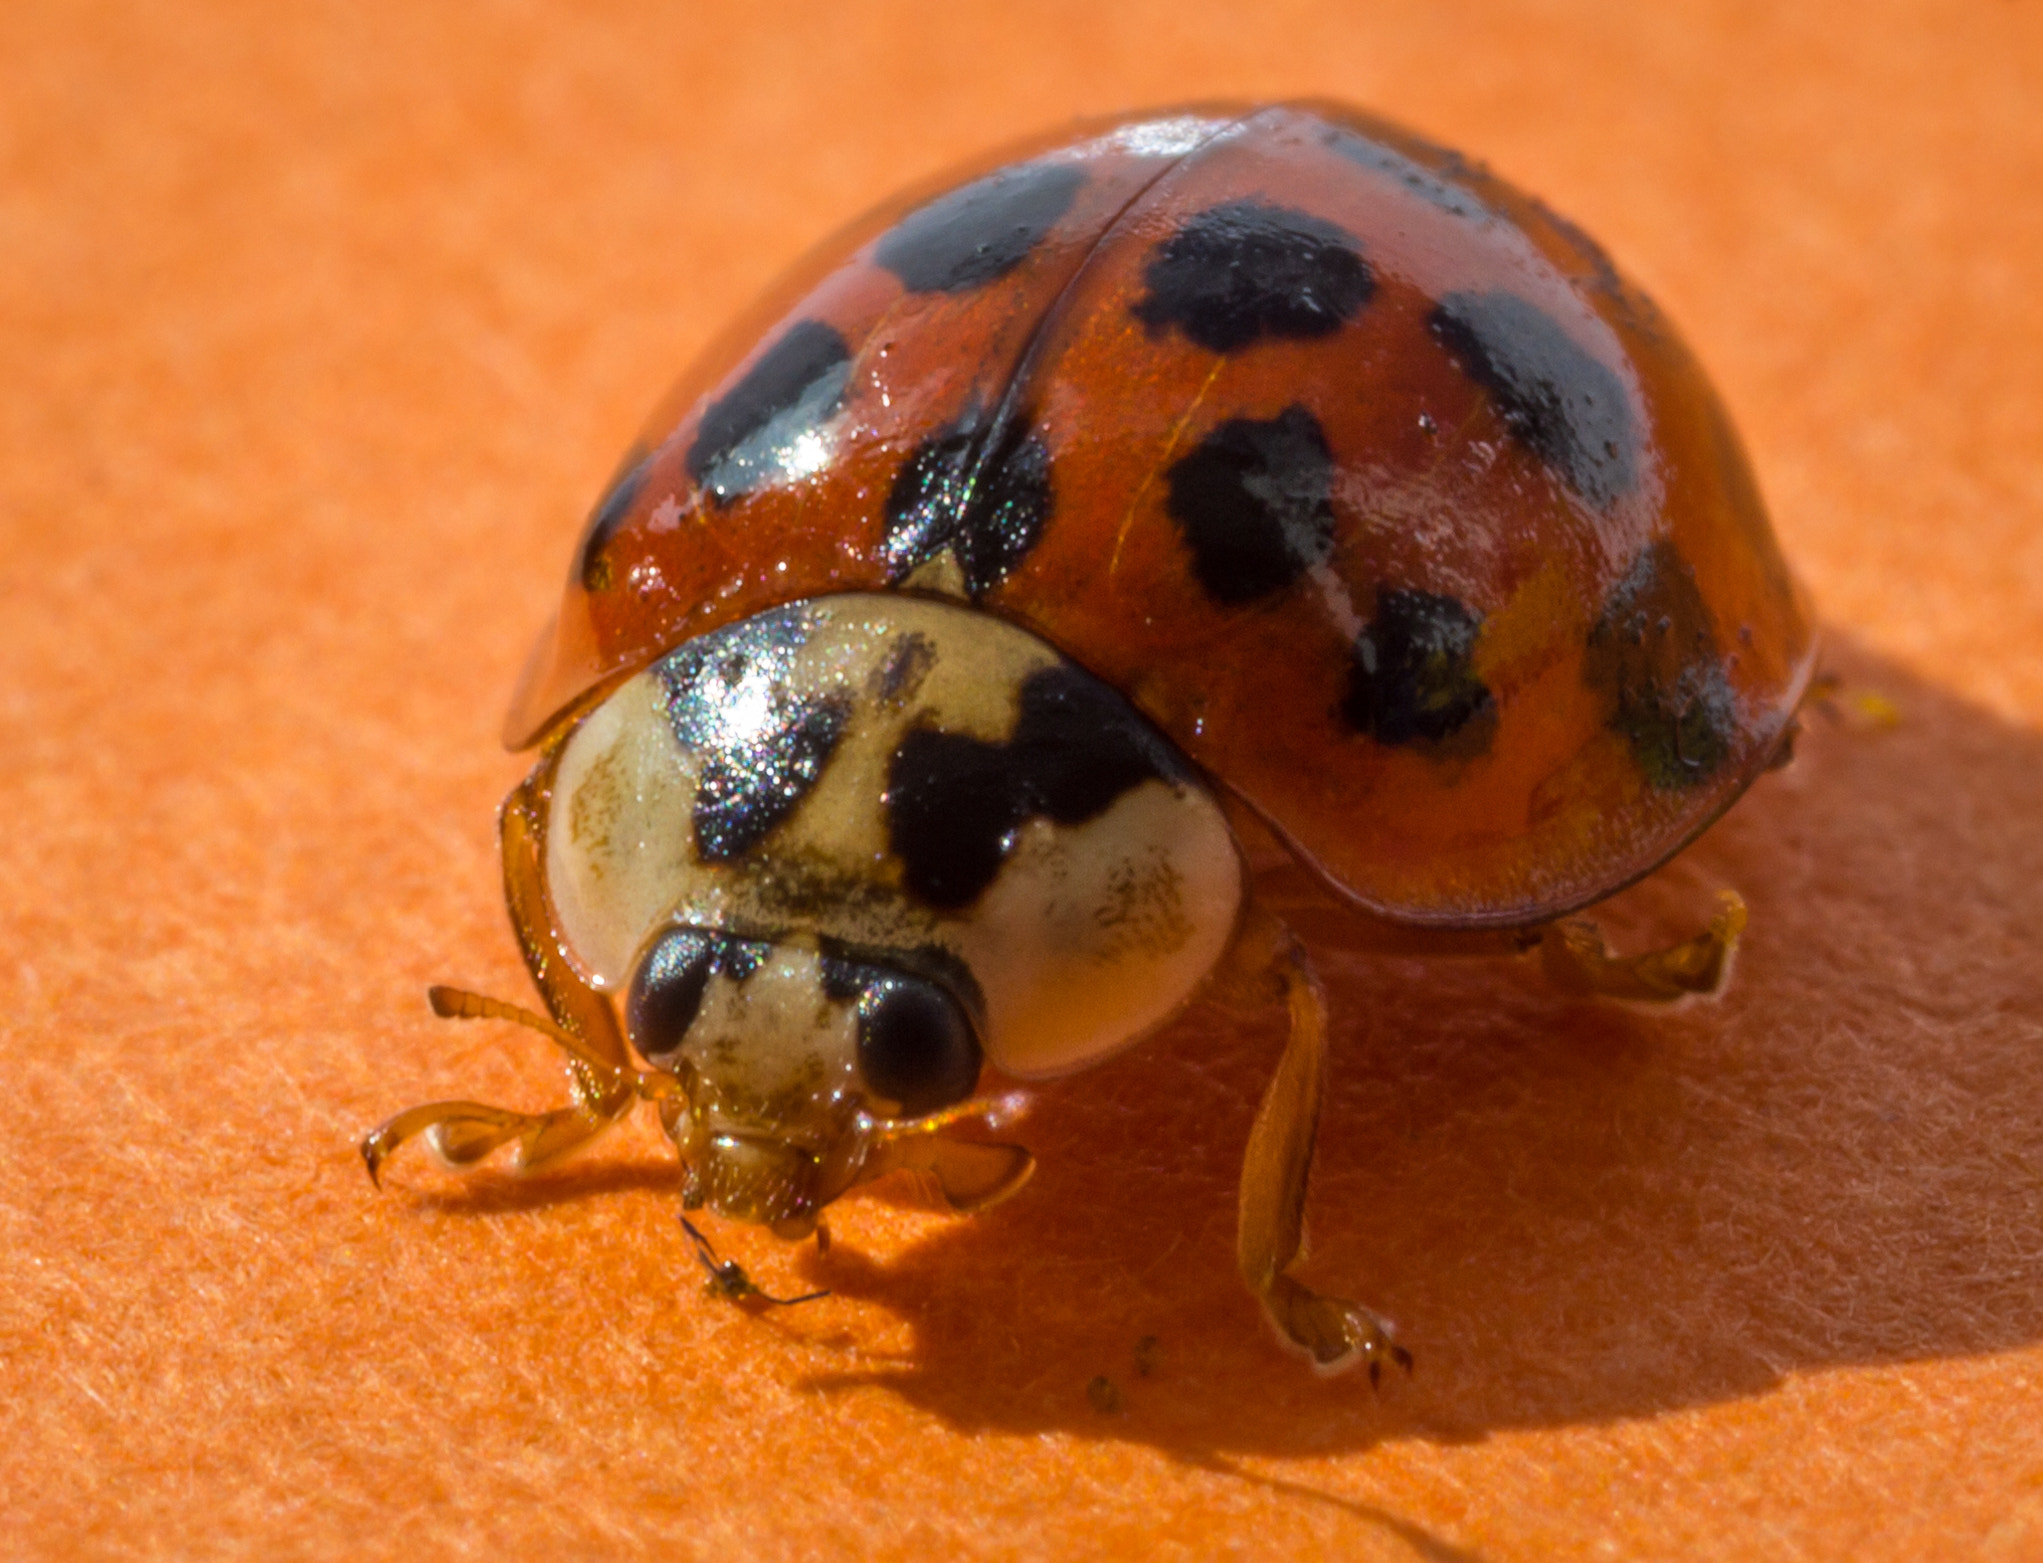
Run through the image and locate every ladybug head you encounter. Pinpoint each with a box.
[627,924,1034,1236]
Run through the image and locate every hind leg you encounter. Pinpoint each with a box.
[361,761,647,1184]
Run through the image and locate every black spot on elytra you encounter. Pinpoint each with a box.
[1133,200,1374,354]
[1428,291,1636,509]
[883,415,1052,596]
[627,928,773,1063]
[885,665,1188,909]
[1343,588,1496,751]
[875,161,1086,294]
[577,447,651,592]
[687,319,852,505]
[1325,129,1491,222]
[692,693,851,861]
[1585,541,1738,790]
[1165,405,1336,605]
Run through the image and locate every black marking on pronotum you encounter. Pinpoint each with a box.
[655,606,850,859]
[1428,291,1636,509]
[659,608,816,740]
[1164,405,1337,605]
[1343,588,1496,751]
[687,319,852,505]
[875,161,1086,294]
[1324,129,1491,222]
[1133,199,1374,354]
[627,928,773,1062]
[577,446,652,592]
[885,665,1189,910]
[872,632,938,708]
[883,414,1052,597]
[1584,540,1738,790]
[692,693,852,862]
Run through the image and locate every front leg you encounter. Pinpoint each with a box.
[362,1092,628,1183]
[1227,907,1414,1382]
[361,759,646,1184]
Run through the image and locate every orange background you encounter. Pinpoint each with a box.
[5,2,2041,1558]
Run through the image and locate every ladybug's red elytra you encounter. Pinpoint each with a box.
[364,102,1814,1378]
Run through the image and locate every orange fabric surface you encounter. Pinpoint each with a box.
[5,2,2040,1558]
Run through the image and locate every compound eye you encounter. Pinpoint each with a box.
[856,976,982,1118]
[627,928,715,1065]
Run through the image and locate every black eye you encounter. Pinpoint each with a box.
[856,976,982,1117]
[627,929,714,1064]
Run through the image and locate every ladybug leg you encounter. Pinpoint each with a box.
[1226,907,1413,1382]
[360,764,650,1185]
[361,1093,630,1184]
[1537,890,1748,1003]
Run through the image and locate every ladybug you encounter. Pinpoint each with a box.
[364,102,1814,1378]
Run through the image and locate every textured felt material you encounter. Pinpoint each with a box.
[5,3,2041,1558]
